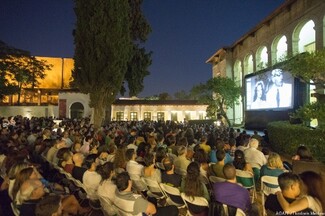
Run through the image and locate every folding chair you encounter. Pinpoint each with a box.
[128,173,147,193]
[159,183,185,207]
[260,175,280,215]
[180,193,209,216]
[141,177,166,201]
[98,196,117,216]
[222,204,246,216]
[235,169,256,202]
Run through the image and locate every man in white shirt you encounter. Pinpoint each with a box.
[125,149,145,191]
[244,138,267,168]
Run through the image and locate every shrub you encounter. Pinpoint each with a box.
[267,121,325,163]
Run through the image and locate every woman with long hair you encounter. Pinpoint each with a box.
[277,171,324,214]
[181,162,209,201]
[232,150,253,173]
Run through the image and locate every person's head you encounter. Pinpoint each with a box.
[278,172,301,198]
[35,195,62,216]
[296,145,313,161]
[193,148,208,164]
[267,152,283,169]
[97,162,115,181]
[254,81,265,101]
[216,149,226,162]
[125,148,136,161]
[162,156,174,172]
[186,162,200,180]
[249,138,259,149]
[115,172,131,192]
[233,150,246,170]
[143,153,155,167]
[18,179,45,204]
[271,69,283,87]
[156,133,164,143]
[72,152,84,166]
[83,154,98,170]
[223,163,237,180]
[178,137,188,147]
[7,161,29,180]
[299,171,325,209]
[12,167,35,200]
[200,136,207,143]
[155,147,166,163]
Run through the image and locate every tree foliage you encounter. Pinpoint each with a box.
[123,0,152,97]
[191,77,241,126]
[280,49,325,85]
[72,0,134,127]
[0,41,51,103]
[174,90,192,100]
[281,49,325,128]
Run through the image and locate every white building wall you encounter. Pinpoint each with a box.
[0,105,58,118]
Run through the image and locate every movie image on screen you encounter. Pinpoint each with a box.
[246,69,294,110]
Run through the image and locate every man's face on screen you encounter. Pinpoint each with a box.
[272,70,283,87]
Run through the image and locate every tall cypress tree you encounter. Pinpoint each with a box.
[124,0,152,97]
[72,0,132,127]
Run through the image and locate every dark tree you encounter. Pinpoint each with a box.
[123,0,152,97]
[72,0,133,127]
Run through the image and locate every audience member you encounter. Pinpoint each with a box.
[161,156,182,188]
[244,138,267,168]
[213,163,251,213]
[276,171,324,214]
[114,172,178,216]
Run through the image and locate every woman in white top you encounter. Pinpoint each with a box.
[97,162,117,215]
[277,171,324,214]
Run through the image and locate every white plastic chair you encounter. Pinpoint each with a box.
[141,177,166,200]
[159,183,185,207]
[222,204,246,216]
[260,175,280,215]
[180,193,209,216]
[235,169,256,202]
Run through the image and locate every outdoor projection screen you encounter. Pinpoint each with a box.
[245,69,294,110]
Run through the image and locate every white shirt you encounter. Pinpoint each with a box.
[305,195,323,213]
[244,147,267,168]
[83,170,102,200]
[126,160,143,176]
[97,179,117,215]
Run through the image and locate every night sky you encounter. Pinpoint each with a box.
[0,0,285,97]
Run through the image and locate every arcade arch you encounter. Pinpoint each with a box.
[256,46,268,70]
[272,35,287,64]
[243,54,254,75]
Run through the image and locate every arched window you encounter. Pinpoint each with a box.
[293,20,315,54]
[244,54,253,75]
[272,35,287,64]
[256,46,268,70]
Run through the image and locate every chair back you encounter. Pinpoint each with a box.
[181,193,209,216]
[235,169,256,202]
[141,177,166,199]
[261,175,280,216]
[129,173,147,192]
[159,183,185,207]
[222,204,246,216]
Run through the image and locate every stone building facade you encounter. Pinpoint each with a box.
[207,0,325,126]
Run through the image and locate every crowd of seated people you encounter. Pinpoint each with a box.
[0,115,324,216]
